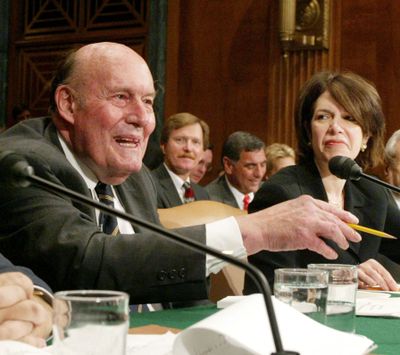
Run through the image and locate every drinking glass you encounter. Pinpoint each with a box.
[274,268,328,324]
[308,264,358,333]
[52,290,129,355]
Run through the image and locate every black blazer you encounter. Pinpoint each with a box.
[151,163,210,208]
[244,161,400,293]
[0,117,208,304]
[0,253,51,292]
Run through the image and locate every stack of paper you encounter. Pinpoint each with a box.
[173,294,374,355]
[356,290,400,317]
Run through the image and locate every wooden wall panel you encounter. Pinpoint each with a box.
[165,0,341,178]
[7,0,149,127]
[340,0,400,138]
[165,0,400,179]
[165,0,271,177]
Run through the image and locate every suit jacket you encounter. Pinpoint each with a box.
[244,161,400,293]
[0,253,51,292]
[151,164,210,208]
[0,117,208,304]
[205,174,239,208]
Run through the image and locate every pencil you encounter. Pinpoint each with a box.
[348,223,397,239]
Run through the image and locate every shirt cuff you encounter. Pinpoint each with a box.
[205,216,247,275]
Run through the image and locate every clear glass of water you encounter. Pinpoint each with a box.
[308,264,358,333]
[52,290,129,355]
[274,268,328,324]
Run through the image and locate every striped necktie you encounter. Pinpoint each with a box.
[95,182,119,236]
[182,181,195,204]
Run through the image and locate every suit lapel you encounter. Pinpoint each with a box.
[221,176,240,207]
[157,165,182,206]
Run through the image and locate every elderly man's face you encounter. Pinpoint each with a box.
[67,44,156,184]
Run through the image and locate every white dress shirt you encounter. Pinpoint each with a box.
[58,133,246,275]
[224,175,254,210]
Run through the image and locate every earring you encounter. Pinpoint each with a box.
[361,143,367,152]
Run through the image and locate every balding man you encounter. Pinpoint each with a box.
[0,42,361,305]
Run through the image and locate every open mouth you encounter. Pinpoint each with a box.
[114,136,141,148]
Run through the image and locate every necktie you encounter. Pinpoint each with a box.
[243,194,250,211]
[95,182,119,236]
[183,181,195,204]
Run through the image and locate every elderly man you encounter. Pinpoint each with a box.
[0,42,361,305]
[206,131,267,210]
[152,113,210,208]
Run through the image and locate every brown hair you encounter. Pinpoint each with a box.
[161,112,210,149]
[296,71,385,169]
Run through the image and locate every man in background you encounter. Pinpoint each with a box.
[206,131,266,210]
[152,113,210,208]
[190,144,213,184]
[383,129,400,208]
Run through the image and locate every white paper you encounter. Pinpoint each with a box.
[174,294,374,355]
[356,297,400,317]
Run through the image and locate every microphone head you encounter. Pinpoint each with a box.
[328,156,362,181]
[0,150,33,187]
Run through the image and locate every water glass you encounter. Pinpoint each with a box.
[308,264,358,333]
[274,268,328,324]
[52,290,129,355]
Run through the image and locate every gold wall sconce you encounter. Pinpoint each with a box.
[279,0,330,51]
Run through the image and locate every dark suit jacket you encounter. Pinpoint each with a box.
[244,161,400,293]
[0,117,208,304]
[205,174,239,208]
[151,164,210,208]
[0,253,51,292]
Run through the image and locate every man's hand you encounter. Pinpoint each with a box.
[0,272,52,347]
[236,195,362,258]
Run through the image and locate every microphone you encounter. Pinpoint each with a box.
[0,150,298,355]
[329,155,400,194]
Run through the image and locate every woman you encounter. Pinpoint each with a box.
[244,71,400,294]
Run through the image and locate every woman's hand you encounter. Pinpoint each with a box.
[358,259,399,291]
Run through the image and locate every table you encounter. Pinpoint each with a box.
[130,305,400,355]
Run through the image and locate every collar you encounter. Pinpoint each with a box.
[57,131,98,191]
[163,163,191,190]
[224,175,254,208]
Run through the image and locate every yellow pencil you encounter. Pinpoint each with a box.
[348,223,397,239]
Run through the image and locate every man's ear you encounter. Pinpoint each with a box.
[160,143,166,155]
[54,85,78,124]
[223,156,234,174]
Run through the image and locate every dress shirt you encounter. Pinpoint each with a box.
[225,176,254,210]
[58,134,246,275]
[163,163,191,203]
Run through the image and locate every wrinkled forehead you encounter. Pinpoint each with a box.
[74,44,155,91]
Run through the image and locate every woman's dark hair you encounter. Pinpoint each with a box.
[296,71,385,169]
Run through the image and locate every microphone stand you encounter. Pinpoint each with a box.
[360,172,400,194]
[21,169,298,355]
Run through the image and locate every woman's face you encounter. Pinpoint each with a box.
[310,91,369,168]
